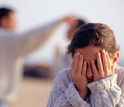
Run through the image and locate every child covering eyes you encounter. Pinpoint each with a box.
[47,23,124,107]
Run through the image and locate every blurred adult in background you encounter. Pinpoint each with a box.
[51,17,87,77]
[0,7,74,107]
[25,17,87,78]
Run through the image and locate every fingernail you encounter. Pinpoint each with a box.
[106,52,108,55]
[77,52,80,56]
[102,49,105,53]
[97,53,100,56]
[80,55,83,58]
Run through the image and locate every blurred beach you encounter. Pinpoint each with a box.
[0,1,124,107]
[10,77,53,107]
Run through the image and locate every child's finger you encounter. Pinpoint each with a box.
[77,55,83,74]
[72,53,80,73]
[106,52,111,70]
[101,50,108,73]
[91,60,98,76]
[82,61,87,75]
[97,53,104,76]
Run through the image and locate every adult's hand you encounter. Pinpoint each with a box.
[61,16,77,25]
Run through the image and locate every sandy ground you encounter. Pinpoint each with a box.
[11,77,53,107]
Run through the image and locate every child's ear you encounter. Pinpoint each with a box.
[112,52,119,65]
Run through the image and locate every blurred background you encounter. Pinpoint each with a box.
[0,0,124,107]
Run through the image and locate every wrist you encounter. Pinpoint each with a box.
[74,84,88,93]
[79,89,88,100]
[88,74,117,94]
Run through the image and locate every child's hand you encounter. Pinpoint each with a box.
[91,50,114,82]
[71,52,88,99]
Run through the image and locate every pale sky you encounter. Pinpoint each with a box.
[0,0,124,66]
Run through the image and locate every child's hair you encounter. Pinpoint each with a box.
[67,23,120,58]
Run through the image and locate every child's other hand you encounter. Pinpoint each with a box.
[91,50,114,82]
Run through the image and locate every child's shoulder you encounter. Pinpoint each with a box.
[115,64,124,87]
[54,67,72,84]
[115,64,124,74]
[58,67,71,76]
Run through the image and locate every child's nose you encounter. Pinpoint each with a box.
[86,67,93,79]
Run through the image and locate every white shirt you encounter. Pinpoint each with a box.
[0,21,60,103]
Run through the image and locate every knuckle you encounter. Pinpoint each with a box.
[99,74,104,78]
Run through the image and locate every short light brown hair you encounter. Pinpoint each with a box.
[67,23,120,58]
